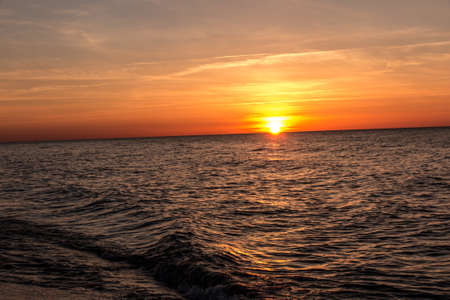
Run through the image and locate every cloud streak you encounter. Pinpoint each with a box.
[142,49,344,81]
[144,38,450,81]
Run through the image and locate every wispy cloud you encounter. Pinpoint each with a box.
[143,38,450,81]
[126,62,160,66]
[58,27,106,50]
[143,49,343,81]
[174,50,340,76]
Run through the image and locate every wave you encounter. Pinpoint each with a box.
[135,231,256,299]
[0,217,255,299]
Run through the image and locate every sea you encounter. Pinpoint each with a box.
[0,127,449,299]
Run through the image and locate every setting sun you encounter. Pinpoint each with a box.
[266,117,285,134]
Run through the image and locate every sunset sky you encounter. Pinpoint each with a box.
[1,0,449,142]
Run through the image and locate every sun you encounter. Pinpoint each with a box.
[265,117,285,134]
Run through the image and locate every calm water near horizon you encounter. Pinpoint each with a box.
[0,127,449,299]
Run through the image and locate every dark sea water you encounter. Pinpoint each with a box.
[0,127,449,299]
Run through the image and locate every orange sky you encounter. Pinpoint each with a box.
[1,0,449,142]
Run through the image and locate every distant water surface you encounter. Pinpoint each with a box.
[0,128,449,299]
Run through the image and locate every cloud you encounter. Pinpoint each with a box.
[143,37,450,80]
[143,49,342,80]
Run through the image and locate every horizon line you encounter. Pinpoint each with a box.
[1,125,449,145]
